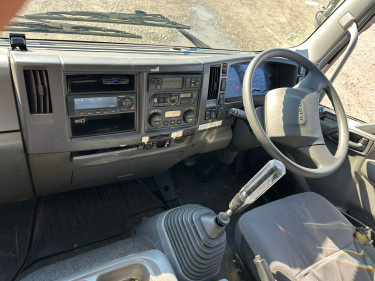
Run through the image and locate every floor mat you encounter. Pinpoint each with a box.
[0,200,36,281]
[23,180,165,269]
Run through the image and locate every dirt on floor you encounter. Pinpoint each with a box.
[5,0,375,122]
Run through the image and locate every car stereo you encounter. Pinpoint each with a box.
[67,94,136,116]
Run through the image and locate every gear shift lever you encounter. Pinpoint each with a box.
[135,159,285,281]
[217,160,286,226]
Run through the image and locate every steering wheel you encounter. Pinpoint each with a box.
[243,49,349,178]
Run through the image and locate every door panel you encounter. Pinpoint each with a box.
[306,110,375,228]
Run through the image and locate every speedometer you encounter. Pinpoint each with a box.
[252,68,267,95]
[226,63,268,100]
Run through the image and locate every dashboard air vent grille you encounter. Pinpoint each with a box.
[24,70,52,114]
[207,65,220,100]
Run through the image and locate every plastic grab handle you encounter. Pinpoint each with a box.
[229,160,286,214]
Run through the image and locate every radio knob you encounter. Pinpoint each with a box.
[122,98,134,108]
[149,113,163,127]
[167,94,179,105]
[183,110,196,125]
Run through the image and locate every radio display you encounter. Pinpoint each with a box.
[162,77,183,89]
[74,97,118,110]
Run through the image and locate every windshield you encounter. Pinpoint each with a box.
[2,0,344,51]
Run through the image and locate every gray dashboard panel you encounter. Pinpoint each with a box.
[0,50,20,132]
[0,132,33,204]
[6,42,297,196]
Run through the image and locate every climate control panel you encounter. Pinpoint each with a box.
[147,108,197,129]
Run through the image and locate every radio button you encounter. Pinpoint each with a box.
[170,120,175,125]
[185,78,191,88]
[196,77,201,88]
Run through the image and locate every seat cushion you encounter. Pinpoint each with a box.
[235,192,375,281]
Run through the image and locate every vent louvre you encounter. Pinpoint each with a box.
[207,66,220,100]
[24,70,52,114]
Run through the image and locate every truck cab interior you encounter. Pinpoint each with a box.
[1,0,375,280]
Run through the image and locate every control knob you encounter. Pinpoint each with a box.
[122,98,134,108]
[149,113,163,127]
[183,110,196,125]
[167,94,179,105]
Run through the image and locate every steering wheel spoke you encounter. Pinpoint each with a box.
[298,144,337,170]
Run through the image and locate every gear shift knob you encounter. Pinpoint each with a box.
[217,160,286,226]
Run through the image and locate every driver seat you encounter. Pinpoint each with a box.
[235,192,375,281]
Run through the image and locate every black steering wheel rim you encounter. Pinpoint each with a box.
[242,48,349,178]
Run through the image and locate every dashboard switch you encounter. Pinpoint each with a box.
[222,63,228,76]
[220,79,227,91]
[205,109,211,120]
[217,107,223,118]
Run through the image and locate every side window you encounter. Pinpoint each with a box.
[320,24,375,123]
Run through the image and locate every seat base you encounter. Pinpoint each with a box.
[235,192,375,281]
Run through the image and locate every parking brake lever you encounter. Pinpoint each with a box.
[217,160,286,226]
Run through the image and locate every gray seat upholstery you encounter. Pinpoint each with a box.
[235,192,375,281]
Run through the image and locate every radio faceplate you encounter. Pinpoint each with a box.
[148,74,201,92]
[67,93,136,116]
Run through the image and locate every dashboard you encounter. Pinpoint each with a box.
[0,39,304,203]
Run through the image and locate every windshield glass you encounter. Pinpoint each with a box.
[2,0,344,50]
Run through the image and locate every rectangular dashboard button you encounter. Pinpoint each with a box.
[205,109,211,120]
[220,79,227,91]
[217,107,223,118]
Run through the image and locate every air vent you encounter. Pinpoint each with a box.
[207,65,220,100]
[24,70,52,114]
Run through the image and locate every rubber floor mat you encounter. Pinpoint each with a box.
[24,180,165,268]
